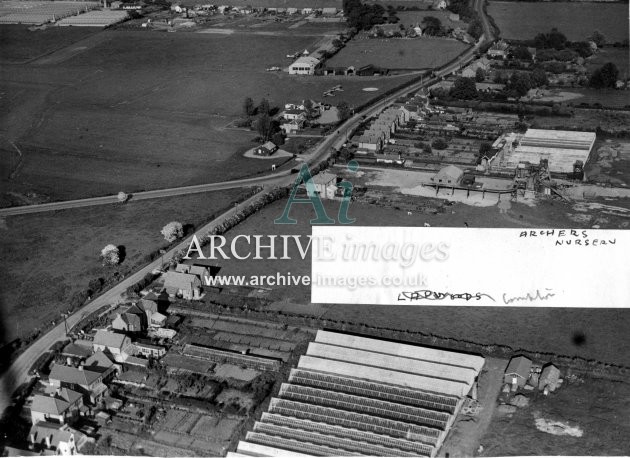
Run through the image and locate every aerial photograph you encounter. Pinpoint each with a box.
[0,0,629,455]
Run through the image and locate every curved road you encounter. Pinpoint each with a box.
[0,0,494,412]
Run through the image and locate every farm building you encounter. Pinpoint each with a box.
[431,165,464,185]
[233,330,484,457]
[504,355,532,388]
[289,56,321,75]
[305,172,337,200]
[322,7,337,14]
[501,129,596,175]
[487,40,509,59]
[255,141,279,156]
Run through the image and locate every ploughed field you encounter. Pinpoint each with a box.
[487,1,629,42]
[0,28,416,204]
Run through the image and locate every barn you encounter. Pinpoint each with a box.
[230,331,485,457]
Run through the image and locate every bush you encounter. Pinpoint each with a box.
[431,138,447,150]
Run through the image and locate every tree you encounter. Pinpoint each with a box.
[475,67,485,83]
[450,77,478,100]
[422,143,433,155]
[589,62,619,89]
[272,132,285,146]
[511,46,532,61]
[421,16,442,36]
[589,30,606,47]
[493,71,507,84]
[509,72,532,96]
[337,101,352,121]
[254,112,274,141]
[161,221,184,243]
[243,97,255,118]
[431,138,447,150]
[101,245,120,266]
[478,142,492,157]
[258,98,270,116]
[332,38,343,48]
[117,191,128,203]
[531,67,548,87]
[534,28,567,50]
[467,19,483,40]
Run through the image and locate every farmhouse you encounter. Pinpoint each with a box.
[431,165,464,185]
[281,119,305,134]
[255,141,279,157]
[461,57,490,78]
[289,56,320,75]
[281,109,306,121]
[48,364,108,404]
[28,423,79,455]
[233,330,484,457]
[501,129,596,175]
[504,355,532,388]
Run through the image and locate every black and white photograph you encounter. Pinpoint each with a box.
[0,0,629,455]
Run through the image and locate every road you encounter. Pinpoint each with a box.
[0,0,494,413]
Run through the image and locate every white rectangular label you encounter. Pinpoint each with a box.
[310,227,629,307]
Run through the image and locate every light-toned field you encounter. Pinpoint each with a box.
[326,37,469,69]
[395,10,466,29]
[488,1,629,42]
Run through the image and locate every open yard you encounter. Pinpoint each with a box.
[488,1,629,42]
[0,188,249,343]
[1,27,416,204]
[480,377,630,456]
[203,172,630,366]
[327,37,469,70]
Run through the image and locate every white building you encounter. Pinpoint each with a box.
[289,56,320,75]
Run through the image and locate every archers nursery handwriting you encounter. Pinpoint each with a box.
[502,288,555,304]
[397,290,496,302]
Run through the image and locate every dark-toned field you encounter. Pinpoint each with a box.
[326,37,469,69]
[0,188,250,342]
[488,1,629,42]
[0,27,416,205]
[480,378,630,455]
[585,47,630,78]
[201,186,630,366]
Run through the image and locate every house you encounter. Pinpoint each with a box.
[61,342,92,362]
[110,0,122,8]
[28,422,82,455]
[175,263,209,279]
[48,364,108,404]
[30,389,83,424]
[112,311,143,333]
[504,355,532,388]
[281,118,305,135]
[287,7,298,14]
[301,7,313,14]
[322,7,337,15]
[163,271,202,300]
[538,363,561,392]
[431,165,464,185]
[133,341,167,358]
[92,330,133,363]
[433,0,448,10]
[289,56,320,75]
[84,350,119,381]
[461,57,491,78]
[305,172,338,200]
[150,312,167,327]
[357,134,383,153]
[412,25,423,36]
[282,109,306,121]
[255,141,279,157]
[487,40,509,59]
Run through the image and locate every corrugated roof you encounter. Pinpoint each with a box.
[298,355,469,397]
[315,330,484,372]
[505,355,532,378]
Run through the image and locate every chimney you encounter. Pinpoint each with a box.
[45,435,51,449]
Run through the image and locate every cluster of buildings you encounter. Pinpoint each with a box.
[356,106,412,155]
[504,355,563,395]
[231,330,485,457]
[21,279,191,455]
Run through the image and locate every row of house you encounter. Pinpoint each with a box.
[356,106,412,154]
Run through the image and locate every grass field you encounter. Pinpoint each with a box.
[585,47,630,77]
[0,188,250,342]
[395,10,466,30]
[326,37,469,69]
[200,184,630,366]
[0,28,417,204]
[488,1,629,42]
[480,378,630,455]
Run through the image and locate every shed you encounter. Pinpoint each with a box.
[431,165,464,185]
[255,141,278,156]
[538,363,561,392]
[504,355,532,388]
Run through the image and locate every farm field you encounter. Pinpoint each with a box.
[395,10,467,30]
[326,37,469,69]
[207,177,630,366]
[480,378,630,456]
[568,88,630,109]
[487,1,629,42]
[179,0,342,7]
[0,188,250,343]
[0,24,98,63]
[1,28,417,204]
